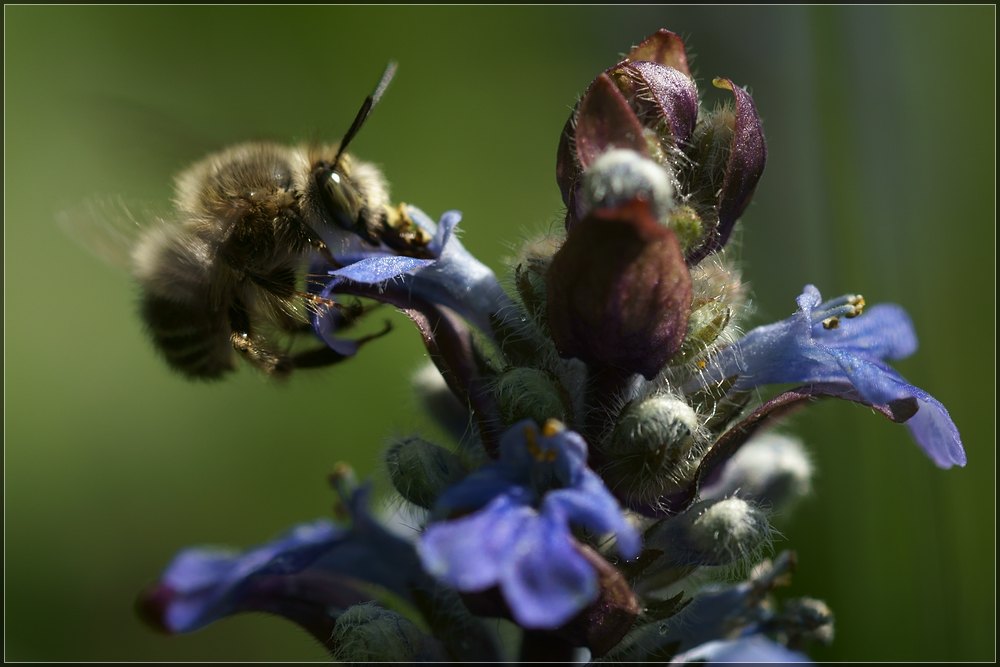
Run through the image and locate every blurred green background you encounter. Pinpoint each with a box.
[5,6,994,661]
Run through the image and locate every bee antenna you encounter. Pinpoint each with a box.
[333,61,397,168]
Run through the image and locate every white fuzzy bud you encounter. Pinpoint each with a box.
[582,149,674,220]
[646,497,771,568]
[700,432,813,513]
[604,395,702,502]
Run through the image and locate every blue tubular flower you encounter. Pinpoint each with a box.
[314,206,510,343]
[417,419,640,629]
[670,636,812,664]
[141,519,348,634]
[139,486,437,648]
[692,285,965,468]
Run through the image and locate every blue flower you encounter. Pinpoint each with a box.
[138,486,433,644]
[417,419,640,629]
[313,206,510,351]
[671,636,812,664]
[691,285,964,468]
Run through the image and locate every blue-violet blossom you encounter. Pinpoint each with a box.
[418,418,641,628]
[314,206,509,352]
[690,285,965,468]
[139,484,441,651]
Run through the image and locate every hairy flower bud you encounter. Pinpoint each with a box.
[602,395,703,506]
[556,30,766,263]
[610,395,699,467]
[385,437,467,509]
[330,602,443,662]
[700,433,813,513]
[495,366,573,426]
[681,79,767,264]
[546,198,693,379]
[669,299,732,367]
[646,497,771,568]
[514,256,551,331]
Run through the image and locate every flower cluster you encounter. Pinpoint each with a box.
[139,30,964,662]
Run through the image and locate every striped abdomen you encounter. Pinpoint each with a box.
[140,293,235,379]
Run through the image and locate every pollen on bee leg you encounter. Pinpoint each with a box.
[297,292,361,318]
[384,202,432,246]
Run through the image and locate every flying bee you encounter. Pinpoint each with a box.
[67,63,435,380]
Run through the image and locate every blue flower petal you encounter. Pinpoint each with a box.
[696,286,965,468]
[418,493,599,628]
[671,636,812,663]
[144,487,439,640]
[408,206,461,255]
[499,508,598,628]
[904,387,967,468]
[823,349,964,468]
[400,210,511,334]
[312,303,361,357]
[542,471,641,559]
[329,255,435,284]
[420,421,636,628]
[315,207,510,339]
[419,493,535,593]
[156,519,343,633]
[497,420,588,486]
[433,468,533,518]
[817,303,917,361]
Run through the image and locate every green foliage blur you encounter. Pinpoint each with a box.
[4,6,994,661]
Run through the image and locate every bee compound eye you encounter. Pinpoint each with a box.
[319,167,361,230]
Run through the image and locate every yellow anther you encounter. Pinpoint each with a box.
[524,425,544,461]
[697,359,707,370]
[822,316,840,330]
[526,422,562,463]
[524,426,549,463]
[541,419,565,438]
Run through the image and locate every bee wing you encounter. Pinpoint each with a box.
[58,196,170,271]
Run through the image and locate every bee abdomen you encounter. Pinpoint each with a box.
[140,294,235,379]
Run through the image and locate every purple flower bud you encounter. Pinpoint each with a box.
[546,199,693,380]
[609,60,699,150]
[556,30,767,263]
[557,74,650,228]
[621,29,692,75]
[684,79,767,264]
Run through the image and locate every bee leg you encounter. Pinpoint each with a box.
[295,292,381,327]
[289,345,353,369]
[291,320,393,370]
[228,299,293,377]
